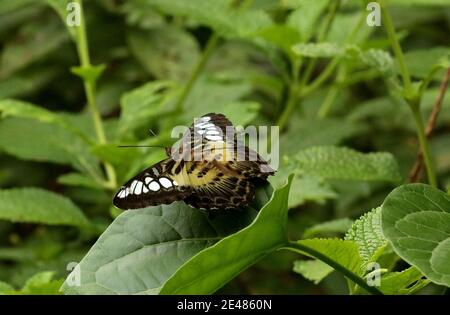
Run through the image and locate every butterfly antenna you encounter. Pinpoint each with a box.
[117,145,166,148]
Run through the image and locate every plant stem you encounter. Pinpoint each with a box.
[379,0,413,97]
[409,68,450,183]
[379,0,437,187]
[276,82,300,130]
[174,33,219,112]
[284,241,383,295]
[74,0,116,188]
[300,0,341,87]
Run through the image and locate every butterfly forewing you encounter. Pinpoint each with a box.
[113,158,190,209]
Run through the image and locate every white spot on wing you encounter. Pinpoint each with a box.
[134,181,143,195]
[159,177,172,188]
[173,180,178,186]
[142,184,149,193]
[129,180,138,194]
[149,181,160,191]
[206,135,222,141]
[145,177,153,185]
[118,190,126,198]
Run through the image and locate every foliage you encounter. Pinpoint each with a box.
[0,0,449,295]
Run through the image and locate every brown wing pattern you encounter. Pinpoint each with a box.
[113,112,274,210]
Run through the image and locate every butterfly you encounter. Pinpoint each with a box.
[113,113,274,210]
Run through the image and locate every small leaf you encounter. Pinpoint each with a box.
[0,188,90,227]
[382,184,450,287]
[345,207,387,263]
[293,260,333,284]
[71,64,106,84]
[292,42,345,58]
[159,175,293,294]
[20,271,63,295]
[379,266,429,295]
[304,218,354,238]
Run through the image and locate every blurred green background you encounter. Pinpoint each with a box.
[0,0,449,294]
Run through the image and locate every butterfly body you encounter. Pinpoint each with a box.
[113,113,274,210]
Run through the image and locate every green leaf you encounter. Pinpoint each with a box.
[304,218,354,238]
[61,202,259,294]
[296,239,363,276]
[119,81,177,135]
[379,266,429,295]
[71,64,106,84]
[358,49,395,77]
[345,207,387,263]
[382,184,450,287]
[159,175,293,294]
[403,47,450,79]
[287,0,329,42]
[45,0,76,39]
[0,16,69,78]
[0,117,101,177]
[0,188,90,227]
[127,26,199,81]
[57,173,103,190]
[293,146,402,182]
[292,42,346,58]
[20,271,63,295]
[256,25,301,57]
[293,259,333,284]
[280,118,365,156]
[0,281,14,294]
[0,99,62,125]
[0,99,95,144]
[182,79,260,126]
[134,0,273,39]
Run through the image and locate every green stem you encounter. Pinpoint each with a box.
[300,0,341,87]
[317,65,346,118]
[380,0,437,187]
[379,0,413,97]
[174,33,219,112]
[276,83,300,130]
[411,104,437,187]
[284,241,384,295]
[74,0,116,188]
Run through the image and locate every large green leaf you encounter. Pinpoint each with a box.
[382,184,450,287]
[159,175,293,294]
[293,146,402,182]
[0,188,90,227]
[61,200,262,294]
